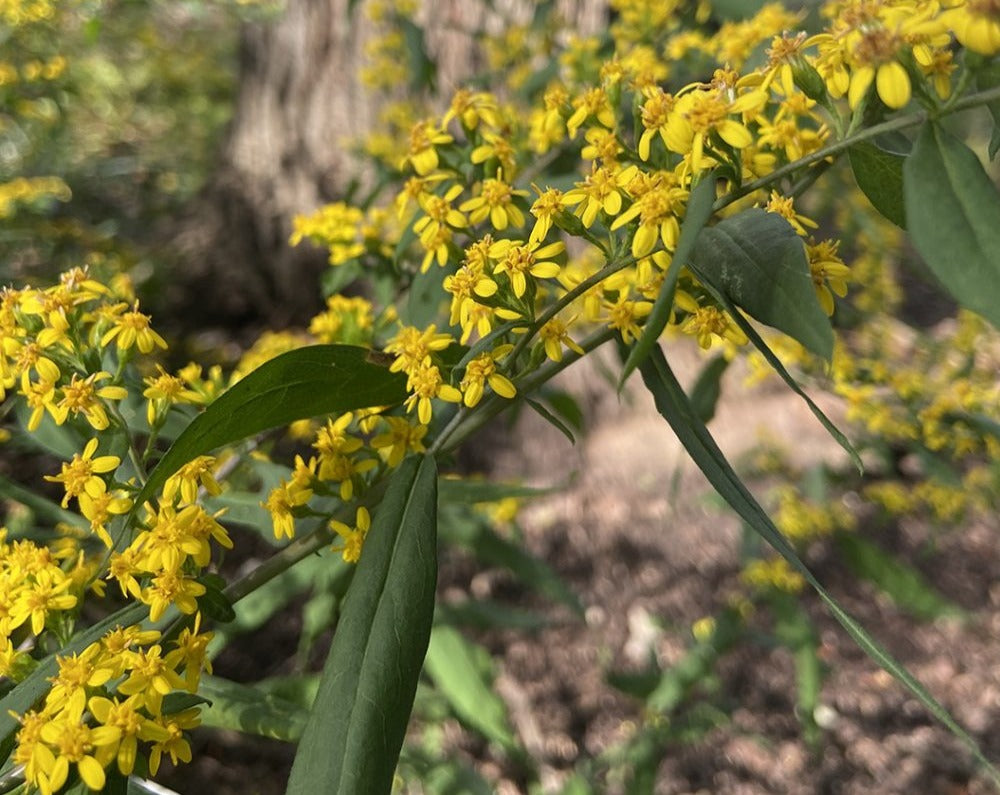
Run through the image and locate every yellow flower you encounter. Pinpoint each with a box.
[403,363,462,424]
[460,345,517,408]
[459,172,529,231]
[488,238,565,298]
[330,506,371,563]
[561,164,637,228]
[942,3,1000,56]
[807,238,850,315]
[402,120,454,175]
[371,417,428,468]
[54,371,128,431]
[44,438,120,508]
[100,301,167,353]
[538,314,586,363]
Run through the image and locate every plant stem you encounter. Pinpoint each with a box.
[717,85,1000,211]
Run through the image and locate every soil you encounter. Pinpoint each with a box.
[158,342,1000,795]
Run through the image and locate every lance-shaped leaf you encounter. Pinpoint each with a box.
[903,122,1000,329]
[134,345,406,510]
[286,454,438,795]
[689,208,833,360]
[636,344,1000,786]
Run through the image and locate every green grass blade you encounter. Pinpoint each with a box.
[637,344,999,785]
[285,454,438,795]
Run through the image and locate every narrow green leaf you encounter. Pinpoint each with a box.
[127,778,181,795]
[691,266,862,473]
[134,345,406,511]
[975,62,1000,160]
[198,674,309,741]
[903,123,1000,329]
[636,344,1000,785]
[0,474,81,528]
[689,208,833,360]
[835,532,964,621]
[285,455,438,795]
[687,354,730,424]
[435,599,550,631]
[619,171,717,386]
[525,396,577,444]
[440,508,581,613]
[437,477,559,504]
[849,140,907,228]
[424,626,519,753]
[0,603,146,758]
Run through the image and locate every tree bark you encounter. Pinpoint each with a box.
[165,0,605,329]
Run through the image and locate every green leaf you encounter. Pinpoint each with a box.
[620,170,718,386]
[0,474,82,528]
[437,477,559,504]
[399,15,437,92]
[424,625,519,753]
[636,343,1000,785]
[285,455,438,795]
[849,140,907,228]
[687,354,729,424]
[525,396,577,444]
[975,61,1000,160]
[134,345,406,512]
[701,287,862,473]
[0,602,146,759]
[405,262,452,329]
[689,208,833,360]
[435,599,550,631]
[440,506,581,613]
[835,532,964,621]
[903,122,1000,329]
[198,674,309,741]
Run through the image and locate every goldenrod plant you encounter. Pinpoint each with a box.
[3,0,1000,792]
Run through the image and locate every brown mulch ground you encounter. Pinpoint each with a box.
[159,344,1000,794]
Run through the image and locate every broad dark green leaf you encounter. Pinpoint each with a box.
[0,602,146,759]
[836,532,964,621]
[424,626,519,753]
[198,674,309,741]
[688,354,730,424]
[689,208,833,360]
[636,343,999,785]
[849,140,907,228]
[620,170,718,386]
[286,455,438,795]
[903,123,1000,329]
[134,345,406,511]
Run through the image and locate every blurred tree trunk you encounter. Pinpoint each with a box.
[165,0,605,329]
